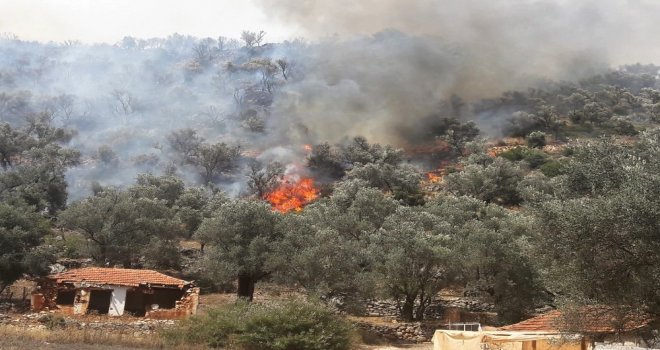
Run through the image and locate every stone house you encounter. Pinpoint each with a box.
[433,306,657,350]
[31,267,199,319]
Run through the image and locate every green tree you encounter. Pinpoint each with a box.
[526,131,546,148]
[426,195,544,323]
[0,122,80,214]
[194,199,280,301]
[340,136,402,166]
[535,129,660,317]
[444,157,524,205]
[269,180,398,302]
[307,142,344,180]
[59,188,182,267]
[346,162,424,206]
[370,206,455,321]
[0,203,52,293]
[193,142,241,185]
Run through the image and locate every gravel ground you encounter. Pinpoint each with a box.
[0,339,146,350]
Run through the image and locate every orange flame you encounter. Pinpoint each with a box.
[266,177,319,212]
[303,144,313,152]
[427,172,442,183]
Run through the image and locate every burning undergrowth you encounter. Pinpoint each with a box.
[265,176,319,212]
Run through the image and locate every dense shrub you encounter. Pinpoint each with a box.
[539,160,564,177]
[499,147,548,169]
[161,300,353,350]
[526,131,547,148]
[38,314,66,330]
[605,118,638,136]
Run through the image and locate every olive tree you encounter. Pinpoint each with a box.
[0,203,52,293]
[194,199,280,301]
[59,187,183,268]
[370,207,456,321]
[535,129,660,317]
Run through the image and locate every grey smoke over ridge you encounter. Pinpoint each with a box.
[260,0,660,142]
[1,1,660,200]
[257,0,660,66]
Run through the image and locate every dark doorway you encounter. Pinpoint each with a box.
[124,290,146,316]
[144,288,184,310]
[87,289,112,314]
[56,290,75,305]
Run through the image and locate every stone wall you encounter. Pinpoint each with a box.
[363,297,495,323]
[356,321,434,343]
[145,287,199,320]
[0,312,175,336]
[594,343,659,350]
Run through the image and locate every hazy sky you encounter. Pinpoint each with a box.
[0,0,297,43]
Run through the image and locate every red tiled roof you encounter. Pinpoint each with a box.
[502,306,652,334]
[502,310,563,332]
[51,267,190,287]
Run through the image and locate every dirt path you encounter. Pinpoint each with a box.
[0,339,145,350]
[359,344,433,350]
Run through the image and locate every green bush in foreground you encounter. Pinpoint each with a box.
[161,300,353,350]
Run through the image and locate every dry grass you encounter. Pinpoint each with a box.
[179,240,202,250]
[0,278,36,301]
[0,324,208,349]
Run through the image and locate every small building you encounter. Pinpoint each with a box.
[31,267,199,319]
[501,307,656,349]
[433,307,656,350]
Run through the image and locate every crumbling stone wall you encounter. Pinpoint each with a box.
[364,298,494,323]
[145,287,199,320]
[32,280,199,320]
[594,343,656,350]
[31,279,58,311]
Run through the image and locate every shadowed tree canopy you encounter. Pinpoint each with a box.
[534,130,660,317]
[0,203,52,293]
[59,184,184,268]
[194,199,280,301]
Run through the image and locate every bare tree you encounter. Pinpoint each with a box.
[110,89,137,119]
[217,36,228,52]
[233,88,247,111]
[199,105,225,124]
[192,38,217,67]
[240,30,266,48]
[53,94,75,123]
[167,128,203,163]
[276,59,289,80]
[254,30,266,46]
[247,58,279,94]
[246,160,285,198]
[192,43,212,66]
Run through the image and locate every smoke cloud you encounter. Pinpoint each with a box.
[2,0,659,199]
[260,0,660,142]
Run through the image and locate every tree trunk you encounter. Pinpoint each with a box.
[415,293,427,321]
[237,274,255,301]
[400,295,415,321]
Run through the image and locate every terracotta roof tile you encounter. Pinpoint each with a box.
[502,306,652,334]
[51,267,190,287]
[502,310,563,332]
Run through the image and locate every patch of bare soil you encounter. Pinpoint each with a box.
[358,344,433,350]
[0,340,146,350]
